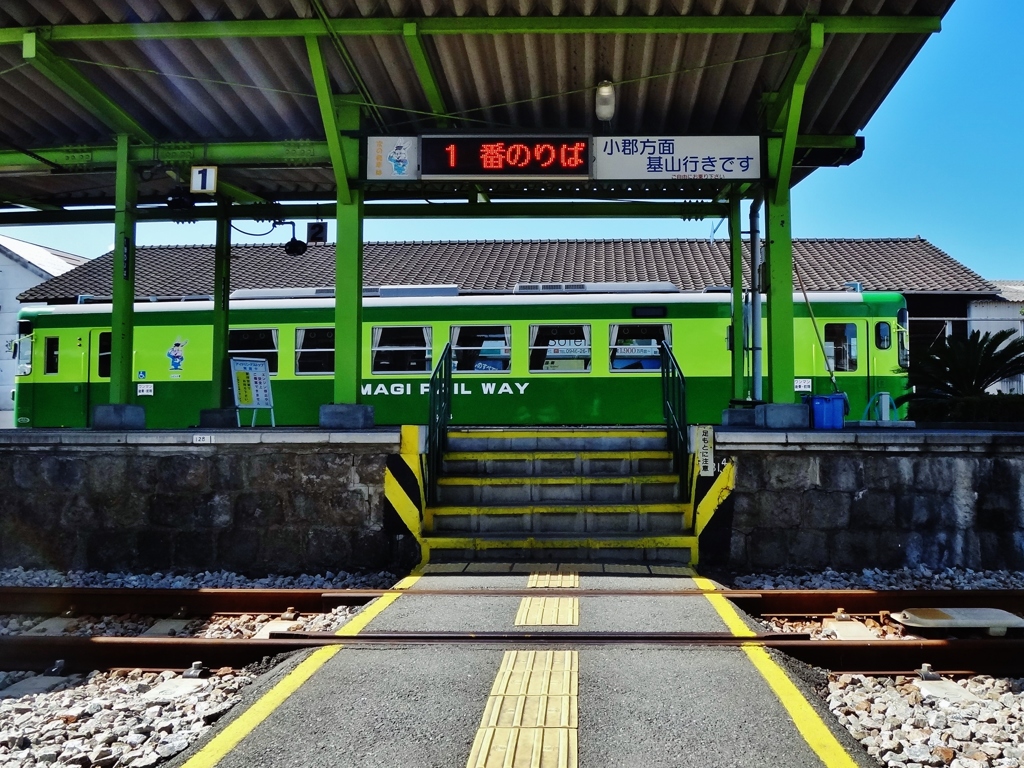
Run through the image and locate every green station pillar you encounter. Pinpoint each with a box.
[109,133,137,406]
[764,191,796,404]
[728,197,745,401]
[334,189,364,406]
[212,204,232,409]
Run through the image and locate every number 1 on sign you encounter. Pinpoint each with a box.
[445,144,457,168]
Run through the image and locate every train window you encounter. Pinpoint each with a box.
[451,326,511,373]
[229,328,279,373]
[609,324,670,372]
[15,321,32,376]
[824,323,858,372]
[44,337,59,374]
[875,322,892,350]
[295,328,334,375]
[98,332,111,378]
[529,325,591,373]
[897,308,910,369]
[372,326,432,374]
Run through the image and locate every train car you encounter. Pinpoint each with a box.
[13,285,909,428]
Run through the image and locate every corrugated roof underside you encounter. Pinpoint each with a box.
[0,0,953,152]
[17,237,994,302]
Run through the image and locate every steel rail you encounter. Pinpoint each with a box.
[4,588,1024,617]
[4,634,1024,677]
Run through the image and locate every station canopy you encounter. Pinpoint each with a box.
[0,0,952,212]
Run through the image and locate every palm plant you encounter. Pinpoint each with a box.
[910,329,1024,398]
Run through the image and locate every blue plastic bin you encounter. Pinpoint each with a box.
[805,395,846,429]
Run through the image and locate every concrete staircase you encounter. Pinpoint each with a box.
[424,427,696,564]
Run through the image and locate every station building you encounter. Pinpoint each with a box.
[0,235,84,419]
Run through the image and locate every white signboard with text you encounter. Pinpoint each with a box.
[592,136,760,180]
[230,357,274,410]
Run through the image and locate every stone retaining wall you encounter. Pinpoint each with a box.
[0,430,401,574]
[716,431,1024,571]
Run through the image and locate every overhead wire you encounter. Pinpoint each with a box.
[52,41,799,134]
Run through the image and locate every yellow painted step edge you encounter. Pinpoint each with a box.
[425,536,698,550]
[437,475,678,486]
[449,429,667,439]
[445,451,673,461]
[429,503,690,516]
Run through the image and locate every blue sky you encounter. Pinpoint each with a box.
[2,1,1020,279]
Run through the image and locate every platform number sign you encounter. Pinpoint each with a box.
[190,166,218,195]
[307,222,328,243]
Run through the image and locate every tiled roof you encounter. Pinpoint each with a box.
[18,238,997,303]
[990,281,1024,303]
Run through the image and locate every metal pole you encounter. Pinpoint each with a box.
[749,190,763,401]
[212,204,231,408]
[109,133,136,406]
[728,197,745,401]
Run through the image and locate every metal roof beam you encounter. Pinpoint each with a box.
[305,36,352,205]
[0,16,941,46]
[0,141,332,171]
[21,32,154,144]
[771,23,824,203]
[0,201,728,226]
[403,23,449,126]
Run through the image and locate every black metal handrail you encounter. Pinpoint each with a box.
[426,343,453,505]
[660,340,690,498]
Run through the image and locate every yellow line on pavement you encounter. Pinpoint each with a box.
[693,576,858,768]
[181,573,422,768]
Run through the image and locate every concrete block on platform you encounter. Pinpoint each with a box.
[847,420,916,429]
[722,408,757,427]
[92,404,145,430]
[754,404,809,430]
[319,404,375,430]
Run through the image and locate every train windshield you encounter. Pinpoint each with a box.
[896,308,910,369]
[15,320,32,376]
[609,324,670,371]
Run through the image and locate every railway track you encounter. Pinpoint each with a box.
[3,587,1024,676]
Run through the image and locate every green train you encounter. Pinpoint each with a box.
[13,286,909,428]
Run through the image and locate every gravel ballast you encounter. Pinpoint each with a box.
[0,568,399,766]
[735,567,1024,768]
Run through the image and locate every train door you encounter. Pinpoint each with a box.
[85,330,110,426]
[820,320,869,414]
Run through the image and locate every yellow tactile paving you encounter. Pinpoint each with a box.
[490,651,578,697]
[467,651,579,768]
[514,597,579,626]
[480,693,578,728]
[465,562,514,573]
[420,563,468,573]
[466,726,578,768]
[527,572,580,588]
[603,564,651,574]
[650,565,696,576]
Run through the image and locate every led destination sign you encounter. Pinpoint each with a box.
[421,136,590,180]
